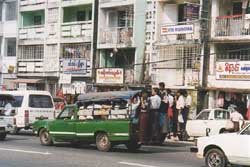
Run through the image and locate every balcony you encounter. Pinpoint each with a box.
[99,27,133,48]
[17,60,44,76]
[20,0,46,11]
[61,21,92,43]
[213,14,250,41]
[158,21,200,45]
[19,26,45,41]
[99,0,134,8]
[62,0,92,7]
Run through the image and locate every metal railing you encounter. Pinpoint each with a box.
[214,14,250,37]
[99,27,133,46]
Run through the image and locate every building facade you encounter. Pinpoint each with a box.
[145,0,203,114]
[96,0,146,90]
[17,0,95,95]
[0,0,17,90]
[208,0,250,118]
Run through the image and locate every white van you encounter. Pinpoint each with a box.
[0,91,55,133]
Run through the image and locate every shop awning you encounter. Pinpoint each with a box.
[206,87,250,93]
[11,79,44,84]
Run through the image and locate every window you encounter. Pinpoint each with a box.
[18,45,44,60]
[58,107,74,119]
[34,15,42,25]
[241,125,250,135]
[214,110,230,120]
[77,11,86,21]
[29,95,53,108]
[0,3,2,22]
[196,110,210,120]
[5,1,16,21]
[6,38,16,57]
[13,96,24,108]
[117,8,134,27]
[233,2,242,15]
[62,43,91,59]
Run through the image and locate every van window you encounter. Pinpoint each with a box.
[13,96,24,107]
[29,95,53,108]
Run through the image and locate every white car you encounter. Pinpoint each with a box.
[186,108,231,137]
[191,123,250,167]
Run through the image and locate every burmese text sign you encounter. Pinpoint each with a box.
[96,68,124,84]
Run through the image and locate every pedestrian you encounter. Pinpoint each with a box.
[230,105,245,132]
[184,90,192,130]
[139,91,149,144]
[172,95,179,139]
[4,99,13,116]
[149,88,161,143]
[158,82,168,140]
[176,90,185,133]
[166,89,174,139]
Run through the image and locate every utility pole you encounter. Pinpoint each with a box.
[197,0,210,112]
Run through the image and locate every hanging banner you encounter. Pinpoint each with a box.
[96,68,124,84]
[63,58,90,76]
[216,61,250,80]
[161,24,194,35]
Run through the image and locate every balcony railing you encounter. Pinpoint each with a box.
[214,14,250,37]
[61,21,92,41]
[20,0,46,6]
[99,27,133,47]
[19,26,45,40]
[18,60,44,73]
[159,21,200,44]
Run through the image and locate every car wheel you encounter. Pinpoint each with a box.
[205,148,227,167]
[0,133,7,141]
[96,133,111,152]
[39,129,53,146]
[125,141,141,152]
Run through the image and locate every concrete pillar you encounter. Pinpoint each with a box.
[211,0,219,38]
[208,90,216,108]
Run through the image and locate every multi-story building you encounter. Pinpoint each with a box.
[96,0,146,90]
[208,0,250,117]
[17,0,94,95]
[0,0,17,90]
[146,0,202,113]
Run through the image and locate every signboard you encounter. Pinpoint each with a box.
[216,61,250,80]
[59,74,72,84]
[96,68,124,84]
[62,82,86,95]
[161,24,194,35]
[63,58,90,75]
[184,3,200,21]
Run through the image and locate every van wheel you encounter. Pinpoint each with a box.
[0,133,7,141]
[39,129,53,146]
[205,148,227,167]
[96,133,111,152]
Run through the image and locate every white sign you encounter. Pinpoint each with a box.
[216,61,250,80]
[62,82,86,95]
[59,74,72,84]
[18,83,27,91]
[161,24,194,35]
[96,68,124,84]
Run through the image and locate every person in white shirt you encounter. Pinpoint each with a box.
[4,100,13,116]
[230,105,245,132]
[149,88,161,142]
[176,90,185,132]
[183,90,192,129]
[166,89,174,139]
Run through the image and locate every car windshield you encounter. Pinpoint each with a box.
[196,110,210,120]
[241,124,250,135]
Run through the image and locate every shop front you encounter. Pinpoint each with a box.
[207,60,250,120]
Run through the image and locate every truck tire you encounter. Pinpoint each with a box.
[205,148,228,167]
[96,133,111,152]
[0,133,7,141]
[39,129,53,146]
[125,141,141,152]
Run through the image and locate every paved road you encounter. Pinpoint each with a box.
[0,132,205,167]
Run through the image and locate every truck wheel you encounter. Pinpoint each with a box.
[39,129,53,146]
[0,133,7,141]
[96,133,111,152]
[205,148,227,167]
[125,141,141,152]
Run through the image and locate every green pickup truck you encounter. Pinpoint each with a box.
[33,91,141,152]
